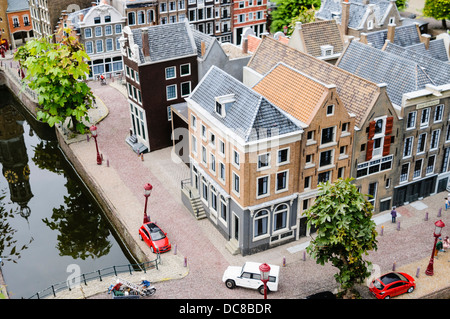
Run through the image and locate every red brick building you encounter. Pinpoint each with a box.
[7,0,32,49]
[232,0,267,45]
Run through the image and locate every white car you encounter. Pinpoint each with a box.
[222,262,280,295]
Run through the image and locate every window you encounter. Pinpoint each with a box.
[406,111,416,129]
[238,14,245,23]
[201,125,206,139]
[95,26,102,37]
[321,127,334,144]
[128,12,136,25]
[319,150,333,167]
[94,17,101,24]
[210,153,216,173]
[147,10,155,23]
[115,24,122,34]
[165,66,176,79]
[209,132,215,146]
[233,173,240,194]
[420,108,430,127]
[273,204,288,232]
[403,136,413,157]
[220,195,227,221]
[233,150,240,167]
[434,104,444,122]
[96,40,103,53]
[166,84,177,100]
[180,63,191,76]
[367,20,374,30]
[239,1,245,7]
[160,2,167,12]
[219,162,225,181]
[181,82,191,97]
[106,38,114,51]
[413,159,423,178]
[105,25,112,35]
[326,104,334,116]
[202,178,208,201]
[318,171,331,185]
[219,140,225,156]
[85,41,93,54]
[138,11,145,24]
[417,133,427,153]
[191,114,197,129]
[400,163,409,182]
[202,146,207,164]
[105,15,111,22]
[191,135,197,154]
[277,148,289,165]
[426,155,435,174]
[254,210,268,238]
[257,176,269,197]
[258,153,270,169]
[368,182,377,207]
[302,176,310,190]
[276,171,288,192]
[430,129,440,149]
[84,28,92,38]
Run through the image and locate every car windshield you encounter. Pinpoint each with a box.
[145,224,166,241]
[373,279,384,290]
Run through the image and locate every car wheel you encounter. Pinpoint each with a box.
[150,246,154,253]
[258,285,269,295]
[384,295,390,299]
[407,286,414,293]
[225,280,235,289]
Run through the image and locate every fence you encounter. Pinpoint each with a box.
[27,254,161,299]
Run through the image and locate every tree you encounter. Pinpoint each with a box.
[287,6,317,35]
[269,0,320,33]
[303,178,378,299]
[14,28,95,135]
[423,0,450,29]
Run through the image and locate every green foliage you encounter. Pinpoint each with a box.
[14,28,95,134]
[423,0,450,27]
[286,6,317,35]
[303,178,378,298]
[270,0,320,33]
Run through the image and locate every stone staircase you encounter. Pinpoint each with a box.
[225,238,240,255]
[181,183,206,220]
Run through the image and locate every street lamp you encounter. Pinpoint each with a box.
[143,183,153,224]
[259,263,271,299]
[425,220,445,276]
[89,125,102,165]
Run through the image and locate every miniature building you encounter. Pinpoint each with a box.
[6,0,33,49]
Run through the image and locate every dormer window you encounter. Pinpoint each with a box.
[214,94,235,117]
[320,45,334,57]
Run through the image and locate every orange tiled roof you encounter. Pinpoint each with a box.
[247,34,261,53]
[253,63,328,125]
[247,36,380,128]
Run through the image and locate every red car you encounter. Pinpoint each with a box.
[369,272,415,299]
[138,222,171,253]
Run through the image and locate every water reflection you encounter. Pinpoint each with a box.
[0,87,132,298]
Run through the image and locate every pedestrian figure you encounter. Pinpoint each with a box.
[435,238,444,259]
[445,196,450,210]
[443,236,449,252]
[391,206,397,223]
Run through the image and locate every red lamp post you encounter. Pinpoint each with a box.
[89,125,102,165]
[259,263,271,299]
[425,220,445,276]
[143,183,153,224]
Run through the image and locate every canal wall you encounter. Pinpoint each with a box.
[0,66,150,265]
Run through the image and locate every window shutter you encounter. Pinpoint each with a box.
[366,140,374,161]
[385,117,394,135]
[368,121,375,139]
[383,135,391,156]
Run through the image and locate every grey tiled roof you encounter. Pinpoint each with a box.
[189,66,301,142]
[316,0,395,29]
[337,41,432,106]
[7,0,29,12]
[406,39,448,62]
[132,22,197,63]
[190,27,216,58]
[365,24,421,49]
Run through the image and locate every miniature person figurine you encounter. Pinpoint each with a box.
[446,196,450,210]
[443,236,449,252]
[436,238,444,258]
[390,206,397,223]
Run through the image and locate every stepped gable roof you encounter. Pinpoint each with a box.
[247,36,380,128]
[188,66,301,142]
[337,41,435,106]
[252,63,330,125]
[131,21,197,63]
[298,20,344,57]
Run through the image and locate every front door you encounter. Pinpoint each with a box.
[232,213,239,241]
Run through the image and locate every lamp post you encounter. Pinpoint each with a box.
[259,263,271,299]
[143,183,153,224]
[425,220,445,276]
[89,125,102,165]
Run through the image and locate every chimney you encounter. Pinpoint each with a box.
[359,33,368,44]
[387,23,396,43]
[79,13,84,22]
[201,40,206,57]
[242,37,248,54]
[421,33,431,50]
[92,2,97,6]
[341,0,350,36]
[141,28,150,57]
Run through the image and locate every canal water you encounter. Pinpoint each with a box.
[0,87,135,299]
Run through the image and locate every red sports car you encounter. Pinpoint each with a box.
[138,222,171,253]
[369,272,416,299]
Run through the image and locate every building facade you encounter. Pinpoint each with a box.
[232,0,267,45]
[55,2,126,79]
[7,0,33,49]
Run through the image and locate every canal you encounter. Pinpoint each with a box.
[0,87,135,299]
